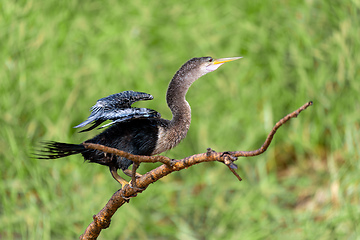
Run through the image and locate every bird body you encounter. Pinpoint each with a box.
[38,56,241,186]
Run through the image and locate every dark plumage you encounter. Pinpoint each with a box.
[74,91,161,132]
[37,56,241,186]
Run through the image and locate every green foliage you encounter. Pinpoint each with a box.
[1,0,359,239]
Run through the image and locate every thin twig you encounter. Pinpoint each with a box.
[82,143,174,167]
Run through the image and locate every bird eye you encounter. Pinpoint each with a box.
[208,58,213,62]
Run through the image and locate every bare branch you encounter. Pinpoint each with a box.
[81,143,174,167]
[79,101,313,240]
[229,100,313,157]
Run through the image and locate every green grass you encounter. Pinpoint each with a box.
[1,0,359,239]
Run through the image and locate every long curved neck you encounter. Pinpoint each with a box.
[151,70,198,155]
[166,68,200,131]
[152,58,213,155]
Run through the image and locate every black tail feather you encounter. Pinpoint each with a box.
[35,141,86,159]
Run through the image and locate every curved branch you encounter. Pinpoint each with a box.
[79,101,313,240]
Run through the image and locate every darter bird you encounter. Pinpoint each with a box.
[37,56,241,188]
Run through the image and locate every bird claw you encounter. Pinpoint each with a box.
[129,180,146,192]
[120,189,132,202]
[119,181,146,201]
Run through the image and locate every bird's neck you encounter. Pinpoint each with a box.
[152,58,211,155]
[166,75,192,132]
[153,62,205,155]
[151,74,193,156]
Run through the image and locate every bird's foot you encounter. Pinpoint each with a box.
[109,167,144,200]
[110,166,129,187]
[125,164,145,191]
[118,181,145,201]
[119,188,135,201]
[129,180,146,193]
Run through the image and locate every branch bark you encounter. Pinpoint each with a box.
[79,101,313,240]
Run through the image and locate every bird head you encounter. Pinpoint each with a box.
[196,56,242,76]
[188,57,242,77]
[170,56,242,91]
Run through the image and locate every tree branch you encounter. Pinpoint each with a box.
[79,101,313,240]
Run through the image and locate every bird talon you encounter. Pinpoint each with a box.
[119,184,139,200]
[129,180,146,193]
[120,191,132,202]
[110,166,130,187]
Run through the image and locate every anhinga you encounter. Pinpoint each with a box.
[38,56,241,187]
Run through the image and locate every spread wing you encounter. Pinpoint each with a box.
[74,90,161,132]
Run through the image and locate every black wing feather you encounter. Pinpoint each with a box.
[74,90,161,132]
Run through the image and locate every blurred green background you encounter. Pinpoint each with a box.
[1,0,359,239]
